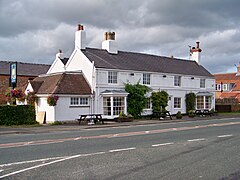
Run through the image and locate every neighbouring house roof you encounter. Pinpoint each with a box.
[81,48,213,77]
[30,73,92,95]
[0,61,50,76]
[214,73,237,83]
[214,73,240,91]
[218,92,240,102]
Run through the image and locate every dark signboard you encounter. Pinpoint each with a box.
[10,62,17,88]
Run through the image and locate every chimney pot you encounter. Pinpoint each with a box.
[77,24,84,31]
[196,41,200,48]
[58,49,62,53]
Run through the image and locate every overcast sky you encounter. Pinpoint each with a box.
[1,0,240,74]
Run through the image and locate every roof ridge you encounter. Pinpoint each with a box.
[85,47,194,63]
[0,60,50,66]
[214,72,236,75]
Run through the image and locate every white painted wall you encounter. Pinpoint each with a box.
[47,57,65,74]
[66,49,94,88]
[95,69,215,115]
[55,96,91,121]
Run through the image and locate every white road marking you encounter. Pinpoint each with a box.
[109,147,136,153]
[0,152,105,179]
[218,134,233,138]
[0,156,69,168]
[27,141,64,146]
[187,138,205,142]
[152,142,174,147]
[0,170,4,173]
[145,131,150,133]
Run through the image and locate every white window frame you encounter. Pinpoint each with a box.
[108,71,118,84]
[174,97,181,109]
[216,84,221,91]
[103,96,125,116]
[145,98,151,109]
[143,73,151,85]
[174,76,181,86]
[200,79,206,88]
[70,97,89,106]
[222,84,228,91]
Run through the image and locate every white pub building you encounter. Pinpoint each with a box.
[26,24,215,123]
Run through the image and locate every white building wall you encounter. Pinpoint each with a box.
[66,49,94,88]
[95,69,215,115]
[47,58,65,74]
[55,96,91,121]
[46,106,55,123]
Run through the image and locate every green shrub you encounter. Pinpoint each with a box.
[125,82,150,118]
[0,105,37,126]
[185,93,196,112]
[188,110,195,117]
[151,91,169,113]
[176,111,182,119]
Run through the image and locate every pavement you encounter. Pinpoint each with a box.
[0,113,239,135]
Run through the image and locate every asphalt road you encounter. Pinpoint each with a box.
[0,118,240,179]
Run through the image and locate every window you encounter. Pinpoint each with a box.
[143,73,150,85]
[216,84,221,91]
[113,97,124,115]
[80,97,88,105]
[200,79,205,88]
[145,98,151,109]
[108,71,118,84]
[205,96,211,109]
[196,96,204,109]
[103,97,125,116]
[70,97,89,106]
[174,97,181,108]
[103,97,111,115]
[229,83,235,90]
[174,76,181,86]
[70,97,79,105]
[222,84,228,91]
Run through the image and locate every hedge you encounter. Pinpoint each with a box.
[0,105,37,126]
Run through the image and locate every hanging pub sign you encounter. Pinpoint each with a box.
[10,62,17,88]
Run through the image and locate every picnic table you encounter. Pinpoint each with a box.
[194,109,213,117]
[151,111,172,120]
[76,114,104,125]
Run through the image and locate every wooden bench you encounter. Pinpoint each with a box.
[151,111,172,120]
[76,114,104,125]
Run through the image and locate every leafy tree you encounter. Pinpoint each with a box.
[151,91,169,112]
[185,92,196,112]
[125,82,150,118]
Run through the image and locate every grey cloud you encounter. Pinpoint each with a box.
[0,0,240,74]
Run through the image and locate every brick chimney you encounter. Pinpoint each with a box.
[190,41,202,64]
[102,32,118,54]
[75,24,86,50]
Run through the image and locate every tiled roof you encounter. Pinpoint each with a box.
[214,73,237,83]
[214,73,240,91]
[30,73,92,95]
[82,48,213,77]
[0,61,50,76]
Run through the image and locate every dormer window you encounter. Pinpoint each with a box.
[143,73,151,85]
[108,71,118,84]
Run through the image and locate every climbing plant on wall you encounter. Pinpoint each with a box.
[125,82,150,118]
